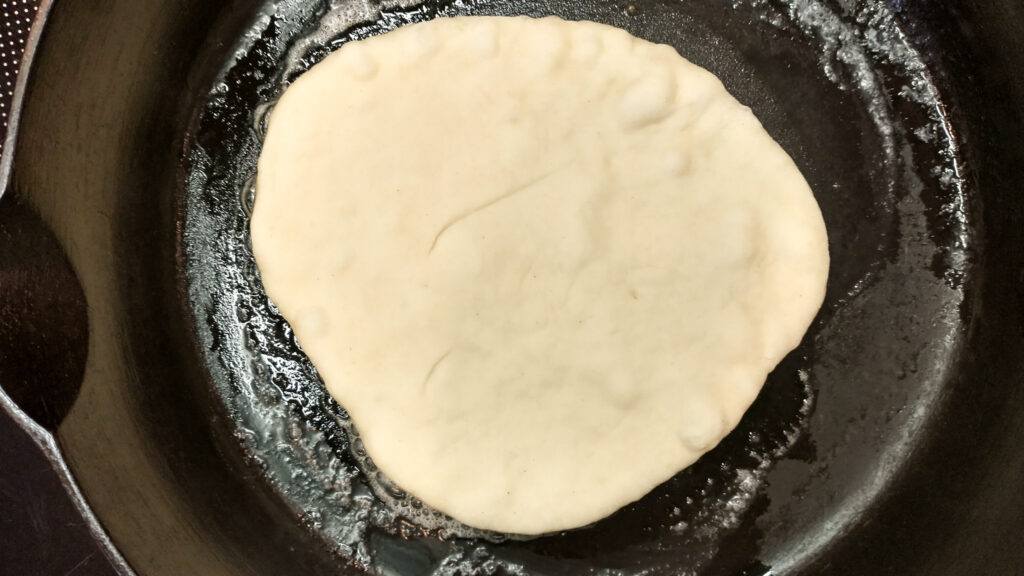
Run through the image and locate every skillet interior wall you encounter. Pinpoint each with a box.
[800,2,1024,574]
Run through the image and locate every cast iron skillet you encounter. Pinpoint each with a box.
[1,0,1023,574]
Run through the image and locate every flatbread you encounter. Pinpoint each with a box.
[252,15,829,535]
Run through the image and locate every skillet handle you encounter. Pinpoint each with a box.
[0,0,88,432]
[0,190,89,431]
[0,3,136,574]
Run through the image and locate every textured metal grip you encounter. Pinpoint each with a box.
[0,0,40,154]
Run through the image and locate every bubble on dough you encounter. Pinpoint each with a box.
[663,151,692,176]
[573,35,603,61]
[341,42,378,80]
[467,20,499,58]
[619,69,678,129]
[602,369,640,407]
[293,307,328,337]
[524,26,569,73]
[406,24,440,59]
[716,209,757,265]
[678,396,728,452]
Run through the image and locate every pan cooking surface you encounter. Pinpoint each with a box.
[182,0,968,573]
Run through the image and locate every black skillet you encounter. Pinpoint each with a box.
[1,0,1023,574]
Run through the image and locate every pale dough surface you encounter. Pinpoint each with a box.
[252,16,829,535]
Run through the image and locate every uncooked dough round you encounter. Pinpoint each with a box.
[252,15,828,535]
